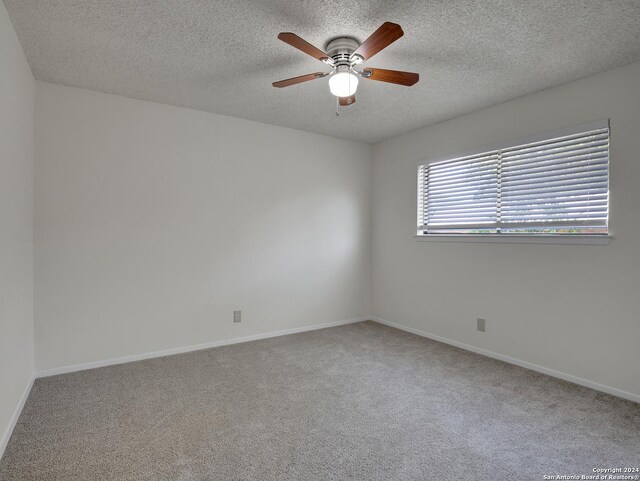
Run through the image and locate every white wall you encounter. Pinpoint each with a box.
[19,44,640,404]
[372,61,640,400]
[34,82,372,371]
[0,1,34,454]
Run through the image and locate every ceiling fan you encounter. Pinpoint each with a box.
[272,22,419,110]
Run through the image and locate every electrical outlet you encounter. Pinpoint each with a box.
[477,318,486,332]
[233,310,241,323]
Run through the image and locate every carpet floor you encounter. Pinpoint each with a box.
[1,321,638,480]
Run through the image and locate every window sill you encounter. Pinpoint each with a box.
[413,234,611,245]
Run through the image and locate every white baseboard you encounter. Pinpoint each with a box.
[0,373,35,461]
[36,317,368,378]
[371,317,640,404]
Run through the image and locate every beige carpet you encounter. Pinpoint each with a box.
[1,321,638,480]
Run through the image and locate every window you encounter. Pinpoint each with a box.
[417,121,609,237]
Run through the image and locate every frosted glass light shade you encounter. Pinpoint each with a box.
[329,72,358,97]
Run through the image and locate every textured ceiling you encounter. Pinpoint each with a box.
[4,0,640,143]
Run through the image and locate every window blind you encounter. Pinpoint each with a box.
[418,122,609,235]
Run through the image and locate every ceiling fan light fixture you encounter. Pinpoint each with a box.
[329,71,358,97]
[273,23,418,107]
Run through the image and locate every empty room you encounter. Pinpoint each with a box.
[1,1,639,480]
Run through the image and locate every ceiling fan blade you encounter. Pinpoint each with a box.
[362,68,419,86]
[272,72,326,88]
[277,32,329,61]
[351,22,404,61]
[339,95,356,106]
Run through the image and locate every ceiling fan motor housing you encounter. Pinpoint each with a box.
[325,36,361,67]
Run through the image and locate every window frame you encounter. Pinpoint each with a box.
[415,119,612,245]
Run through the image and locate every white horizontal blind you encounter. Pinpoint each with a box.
[419,152,499,233]
[418,123,609,235]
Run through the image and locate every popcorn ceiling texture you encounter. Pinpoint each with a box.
[3,0,640,143]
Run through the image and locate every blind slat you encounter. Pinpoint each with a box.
[427,170,498,185]
[427,174,498,190]
[501,139,608,165]
[428,166,498,182]
[501,179,607,197]
[502,211,607,220]
[503,201,608,211]
[501,130,608,156]
[502,151,608,173]
[428,154,499,172]
[502,158,608,180]
[501,191,608,204]
[427,190,497,201]
[501,170,608,189]
[428,205,498,214]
